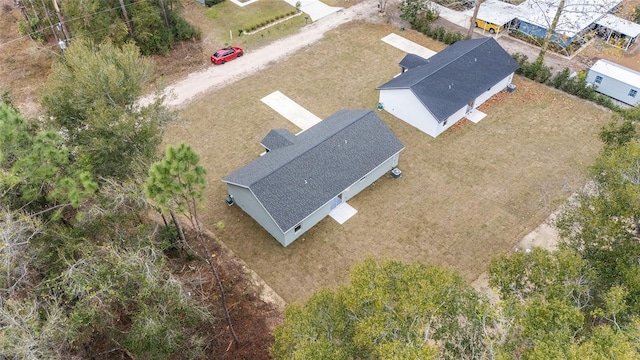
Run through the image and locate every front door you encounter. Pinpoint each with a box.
[466,100,475,113]
[330,195,342,210]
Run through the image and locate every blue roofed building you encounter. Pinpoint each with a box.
[222,110,405,247]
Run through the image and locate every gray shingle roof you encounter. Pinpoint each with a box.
[260,129,296,151]
[377,38,519,122]
[399,53,430,71]
[223,110,405,233]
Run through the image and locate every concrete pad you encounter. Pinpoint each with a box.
[465,109,487,123]
[381,33,437,59]
[282,0,342,21]
[261,91,322,131]
[329,202,357,224]
[228,0,260,7]
[428,1,471,29]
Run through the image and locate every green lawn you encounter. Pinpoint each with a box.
[183,0,305,50]
[165,21,612,303]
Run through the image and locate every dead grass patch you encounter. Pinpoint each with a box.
[0,8,55,117]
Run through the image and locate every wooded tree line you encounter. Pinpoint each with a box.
[3,1,640,358]
[16,0,199,55]
[0,39,222,359]
[271,111,640,359]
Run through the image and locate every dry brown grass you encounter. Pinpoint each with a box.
[0,8,56,116]
[166,21,612,303]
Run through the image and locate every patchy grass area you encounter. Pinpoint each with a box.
[165,21,612,303]
[152,0,307,88]
[322,0,367,7]
[0,8,56,116]
[204,0,298,36]
[182,0,304,49]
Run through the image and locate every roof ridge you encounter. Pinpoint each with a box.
[421,38,490,82]
[248,110,370,187]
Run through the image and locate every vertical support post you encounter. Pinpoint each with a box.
[52,0,70,44]
[118,0,134,37]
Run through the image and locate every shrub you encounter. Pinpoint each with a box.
[513,55,621,111]
[205,0,224,6]
[411,17,462,46]
[435,26,446,41]
[550,67,570,89]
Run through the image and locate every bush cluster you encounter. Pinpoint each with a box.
[513,53,621,111]
[413,17,464,45]
[243,10,297,34]
[205,0,224,7]
[510,30,582,57]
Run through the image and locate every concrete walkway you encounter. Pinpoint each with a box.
[228,0,260,7]
[381,33,437,59]
[283,0,342,21]
[261,91,322,131]
[329,202,358,224]
[465,109,486,123]
[429,1,471,29]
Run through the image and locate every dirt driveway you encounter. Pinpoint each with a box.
[142,0,382,108]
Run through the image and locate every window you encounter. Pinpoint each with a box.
[294,224,302,233]
[594,75,603,84]
[629,89,638,98]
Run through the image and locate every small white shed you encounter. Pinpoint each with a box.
[586,59,640,106]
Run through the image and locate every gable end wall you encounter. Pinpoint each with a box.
[379,89,439,137]
[226,185,286,245]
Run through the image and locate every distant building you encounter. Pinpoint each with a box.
[516,0,621,48]
[377,38,518,138]
[587,59,640,106]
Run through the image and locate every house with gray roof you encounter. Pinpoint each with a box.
[377,37,518,138]
[222,110,405,247]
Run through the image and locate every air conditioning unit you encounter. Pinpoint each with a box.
[225,195,234,206]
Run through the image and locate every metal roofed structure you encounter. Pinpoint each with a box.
[517,0,621,46]
[463,0,520,34]
[595,13,640,50]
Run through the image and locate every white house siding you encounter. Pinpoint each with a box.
[475,74,513,106]
[283,153,401,246]
[227,185,287,245]
[587,69,640,106]
[379,89,439,137]
[341,153,401,201]
[230,152,402,247]
[281,201,333,246]
[439,106,467,136]
[379,74,514,137]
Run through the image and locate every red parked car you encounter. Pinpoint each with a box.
[211,47,244,65]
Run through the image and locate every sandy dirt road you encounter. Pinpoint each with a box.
[140,0,381,108]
